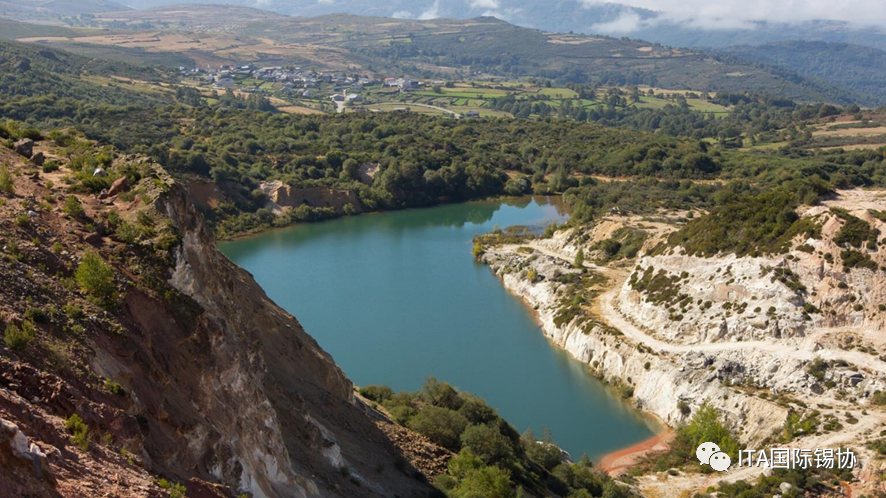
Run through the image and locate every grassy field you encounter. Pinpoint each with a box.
[363,80,730,119]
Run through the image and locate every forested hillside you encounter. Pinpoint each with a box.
[3,39,886,241]
[2,6,868,106]
[722,41,886,107]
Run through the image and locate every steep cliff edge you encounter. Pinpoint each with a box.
[0,144,431,497]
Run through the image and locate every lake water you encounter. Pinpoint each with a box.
[219,197,654,459]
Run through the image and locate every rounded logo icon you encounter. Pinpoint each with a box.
[696,442,721,465]
[709,451,731,472]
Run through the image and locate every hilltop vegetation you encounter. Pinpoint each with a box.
[3,38,886,247]
[2,5,869,105]
[723,41,886,107]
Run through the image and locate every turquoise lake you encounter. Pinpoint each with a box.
[219,197,654,459]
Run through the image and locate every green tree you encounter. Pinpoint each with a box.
[454,465,515,498]
[680,400,739,458]
[460,424,513,464]
[407,405,469,450]
[522,427,562,470]
[422,376,464,410]
[574,249,584,268]
[75,252,116,302]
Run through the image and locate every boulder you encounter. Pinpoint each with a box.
[93,167,108,178]
[14,138,34,158]
[0,418,55,483]
[29,151,45,166]
[779,482,793,494]
[108,176,130,197]
[83,232,103,247]
[848,373,864,387]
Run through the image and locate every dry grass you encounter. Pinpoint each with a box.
[813,126,886,137]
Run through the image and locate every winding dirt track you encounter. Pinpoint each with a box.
[523,243,886,376]
[514,241,885,495]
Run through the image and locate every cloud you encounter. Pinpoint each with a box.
[468,0,500,9]
[580,0,886,29]
[418,0,441,19]
[589,11,644,34]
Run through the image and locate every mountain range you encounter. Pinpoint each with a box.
[107,0,886,52]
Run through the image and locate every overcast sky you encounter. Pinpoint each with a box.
[586,0,886,29]
[379,0,886,29]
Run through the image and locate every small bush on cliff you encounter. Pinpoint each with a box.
[65,414,90,451]
[24,307,49,324]
[806,357,829,381]
[156,478,187,498]
[4,321,35,352]
[75,251,116,302]
[359,385,393,403]
[0,165,13,194]
[63,195,84,218]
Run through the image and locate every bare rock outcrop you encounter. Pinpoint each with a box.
[260,180,361,214]
[14,138,33,159]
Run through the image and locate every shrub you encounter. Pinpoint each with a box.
[114,220,141,244]
[447,448,484,479]
[522,428,562,471]
[63,196,84,218]
[4,321,35,352]
[63,304,84,319]
[460,424,513,464]
[24,307,49,324]
[75,252,115,301]
[41,161,60,173]
[872,391,886,406]
[382,391,418,424]
[679,400,739,458]
[458,395,498,425]
[65,414,90,451]
[0,166,13,194]
[104,379,125,396]
[422,377,464,410]
[407,405,469,451]
[452,465,514,498]
[156,479,187,498]
[841,249,877,271]
[806,357,829,381]
[833,211,875,248]
[359,385,394,403]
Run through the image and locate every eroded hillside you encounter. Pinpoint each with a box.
[0,138,434,497]
[478,190,886,496]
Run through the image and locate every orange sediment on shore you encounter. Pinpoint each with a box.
[599,429,676,474]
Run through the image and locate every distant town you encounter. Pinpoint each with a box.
[180,64,483,117]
